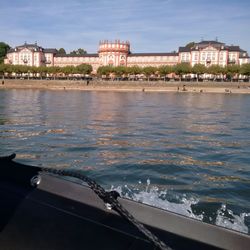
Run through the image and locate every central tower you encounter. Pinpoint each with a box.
[98,40,130,66]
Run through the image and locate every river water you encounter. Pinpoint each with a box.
[0,89,249,234]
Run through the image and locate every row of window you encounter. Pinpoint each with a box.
[100,44,128,48]
[55,57,97,62]
[128,56,177,62]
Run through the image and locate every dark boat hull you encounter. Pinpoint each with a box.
[0,155,249,250]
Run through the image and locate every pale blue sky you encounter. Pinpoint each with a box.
[0,0,249,53]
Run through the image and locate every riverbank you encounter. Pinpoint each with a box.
[1,79,250,94]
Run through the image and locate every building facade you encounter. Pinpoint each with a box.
[4,43,58,67]
[178,41,249,67]
[4,40,249,72]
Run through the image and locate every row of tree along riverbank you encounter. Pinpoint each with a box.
[1,63,250,82]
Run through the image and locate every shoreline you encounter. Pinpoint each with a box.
[1,79,250,94]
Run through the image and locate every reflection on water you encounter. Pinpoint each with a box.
[0,89,250,233]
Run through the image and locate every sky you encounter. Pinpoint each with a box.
[0,0,249,54]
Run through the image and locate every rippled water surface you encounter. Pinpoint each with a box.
[0,89,250,233]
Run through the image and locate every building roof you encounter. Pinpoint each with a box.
[190,40,226,51]
[8,43,47,53]
[227,46,241,52]
[178,40,248,53]
[44,48,58,54]
[16,43,43,51]
[239,50,249,58]
[196,40,224,45]
[178,47,191,52]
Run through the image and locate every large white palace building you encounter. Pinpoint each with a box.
[4,40,249,72]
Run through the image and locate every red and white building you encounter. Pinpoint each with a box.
[179,40,249,67]
[4,43,57,67]
[4,40,249,72]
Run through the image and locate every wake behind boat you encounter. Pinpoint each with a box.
[0,154,249,250]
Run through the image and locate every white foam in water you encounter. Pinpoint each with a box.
[110,180,249,234]
[215,204,249,233]
[111,180,204,220]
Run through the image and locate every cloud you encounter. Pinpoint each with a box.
[0,0,249,53]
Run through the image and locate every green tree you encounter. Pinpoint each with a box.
[185,42,195,49]
[37,66,48,79]
[191,64,206,81]
[58,48,66,54]
[158,65,173,80]
[97,66,114,78]
[29,66,39,78]
[0,42,10,63]
[13,65,25,78]
[46,66,57,79]
[75,64,92,75]
[226,65,240,81]
[174,63,191,80]
[142,66,157,81]
[113,66,127,77]
[126,66,142,80]
[127,66,142,75]
[70,48,87,55]
[207,65,225,80]
[240,63,250,81]
[3,64,13,78]
[0,63,6,78]
[62,66,76,79]
[48,66,64,79]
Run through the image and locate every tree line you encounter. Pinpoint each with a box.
[58,48,87,55]
[97,63,250,81]
[1,63,250,81]
[0,64,93,79]
[0,42,10,64]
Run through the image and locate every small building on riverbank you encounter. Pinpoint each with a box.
[4,40,249,72]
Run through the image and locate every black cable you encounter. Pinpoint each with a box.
[42,168,173,250]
